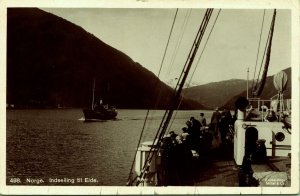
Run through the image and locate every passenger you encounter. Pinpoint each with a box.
[219,109,232,146]
[202,127,213,150]
[189,117,201,136]
[189,117,201,151]
[182,127,188,133]
[227,110,234,126]
[181,127,189,140]
[185,120,197,151]
[94,103,105,111]
[181,127,192,148]
[175,135,183,144]
[185,120,193,135]
[210,107,221,137]
[169,131,178,141]
[174,135,194,185]
[161,131,179,185]
[199,113,207,127]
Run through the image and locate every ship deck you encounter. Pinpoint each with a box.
[192,146,291,187]
[193,147,239,186]
[151,134,291,187]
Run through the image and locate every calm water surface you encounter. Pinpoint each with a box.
[6,109,213,186]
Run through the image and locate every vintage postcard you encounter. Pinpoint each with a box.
[0,0,299,194]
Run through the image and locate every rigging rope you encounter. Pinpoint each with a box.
[168,9,221,134]
[157,9,179,78]
[126,8,178,185]
[253,9,276,97]
[135,9,214,186]
[251,10,266,96]
[188,9,221,87]
[159,9,193,135]
[174,9,213,93]
[166,9,192,80]
[145,9,190,134]
[254,31,270,93]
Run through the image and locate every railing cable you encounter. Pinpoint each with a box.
[135,9,214,186]
[126,8,178,185]
[251,10,266,96]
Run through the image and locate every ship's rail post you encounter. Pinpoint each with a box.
[261,100,264,121]
[134,141,159,186]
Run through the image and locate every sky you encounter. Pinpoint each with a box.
[42,8,291,86]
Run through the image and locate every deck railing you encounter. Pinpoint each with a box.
[247,96,291,122]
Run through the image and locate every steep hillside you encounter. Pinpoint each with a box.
[7,8,205,109]
[183,79,248,109]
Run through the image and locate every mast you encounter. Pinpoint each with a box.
[135,8,214,186]
[247,67,249,99]
[91,79,95,110]
[252,9,276,97]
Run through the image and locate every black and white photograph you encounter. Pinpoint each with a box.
[1,0,299,194]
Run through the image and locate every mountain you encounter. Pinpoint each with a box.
[7,8,205,109]
[183,79,248,109]
[223,67,291,110]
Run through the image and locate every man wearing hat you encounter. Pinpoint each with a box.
[211,107,221,137]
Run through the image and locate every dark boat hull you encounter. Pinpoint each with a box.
[83,108,117,121]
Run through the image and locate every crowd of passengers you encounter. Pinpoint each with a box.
[159,108,235,185]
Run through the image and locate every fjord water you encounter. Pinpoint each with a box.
[6,109,213,186]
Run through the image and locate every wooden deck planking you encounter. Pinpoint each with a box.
[193,146,239,186]
[195,159,239,186]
